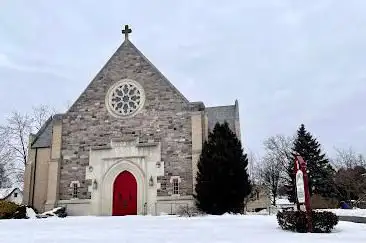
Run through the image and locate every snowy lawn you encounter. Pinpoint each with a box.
[1,215,366,243]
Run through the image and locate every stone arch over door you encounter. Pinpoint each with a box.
[101,160,146,215]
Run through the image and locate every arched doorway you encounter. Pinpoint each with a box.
[112,171,137,216]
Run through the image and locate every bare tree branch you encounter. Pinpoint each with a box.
[0,131,13,187]
[331,147,366,202]
[256,135,294,205]
[32,105,56,131]
[0,105,55,185]
[331,146,366,170]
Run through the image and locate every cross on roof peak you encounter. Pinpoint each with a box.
[122,25,132,40]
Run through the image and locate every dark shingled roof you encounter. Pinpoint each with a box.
[206,105,236,132]
[31,114,63,148]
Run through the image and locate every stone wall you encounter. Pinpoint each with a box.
[59,40,193,200]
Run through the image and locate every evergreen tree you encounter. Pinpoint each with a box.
[285,124,335,202]
[194,122,252,214]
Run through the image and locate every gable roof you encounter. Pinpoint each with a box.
[67,38,189,113]
[31,114,63,149]
[127,39,189,103]
[0,187,21,200]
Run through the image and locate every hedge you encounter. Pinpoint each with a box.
[277,210,339,233]
[0,201,19,219]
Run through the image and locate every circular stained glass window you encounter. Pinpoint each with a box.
[106,79,145,118]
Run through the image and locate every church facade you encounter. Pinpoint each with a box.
[22,26,241,216]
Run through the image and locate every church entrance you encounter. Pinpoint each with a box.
[112,171,137,216]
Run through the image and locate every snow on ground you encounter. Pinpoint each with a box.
[25,207,37,219]
[321,208,366,217]
[0,215,365,243]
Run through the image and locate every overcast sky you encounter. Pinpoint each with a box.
[1,0,366,157]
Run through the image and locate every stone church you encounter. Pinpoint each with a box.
[23,26,241,216]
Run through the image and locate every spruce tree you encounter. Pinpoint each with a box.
[194,122,252,215]
[285,124,335,202]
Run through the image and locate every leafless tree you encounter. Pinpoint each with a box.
[258,156,282,205]
[0,132,13,188]
[0,105,54,184]
[244,149,261,209]
[263,134,293,171]
[257,135,294,205]
[331,147,366,169]
[32,105,56,131]
[331,147,366,203]
[246,149,260,184]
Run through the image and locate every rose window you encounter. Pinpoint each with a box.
[106,79,145,118]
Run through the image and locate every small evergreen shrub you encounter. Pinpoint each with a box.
[0,201,19,219]
[311,211,339,233]
[12,205,27,219]
[277,210,338,233]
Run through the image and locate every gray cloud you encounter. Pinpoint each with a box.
[1,0,366,157]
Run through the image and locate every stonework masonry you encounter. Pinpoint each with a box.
[24,34,242,215]
[59,40,193,200]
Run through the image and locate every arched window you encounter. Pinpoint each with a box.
[70,181,81,199]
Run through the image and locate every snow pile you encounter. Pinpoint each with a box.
[276,198,291,205]
[0,215,365,243]
[39,207,67,218]
[26,207,37,219]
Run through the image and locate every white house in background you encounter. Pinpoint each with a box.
[0,188,23,205]
[276,197,294,210]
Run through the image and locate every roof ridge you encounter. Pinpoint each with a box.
[207,104,235,109]
[66,38,190,113]
[126,39,189,103]
[0,187,18,200]
[31,116,54,146]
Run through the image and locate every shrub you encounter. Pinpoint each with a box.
[0,201,19,219]
[176,205,203,217]
[12,205,27,219]
[311,211,339,233]
[277,210,338,233]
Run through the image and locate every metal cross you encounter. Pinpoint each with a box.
[122,25,132,40]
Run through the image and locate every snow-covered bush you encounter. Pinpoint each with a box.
[277,210,339,233]
[39,207,67,218]
[0,203,67,220]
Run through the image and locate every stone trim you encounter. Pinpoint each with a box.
[102,156,145,161]
[90,145,112,151]
[169,176,182,183]
[101,160,146,215]
[69,181,81,187]
[58,199,91,205]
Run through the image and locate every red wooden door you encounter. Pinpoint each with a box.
[112,171,137,216]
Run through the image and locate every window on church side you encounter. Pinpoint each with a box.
[72,183,78,199]
[172,178,179,195]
